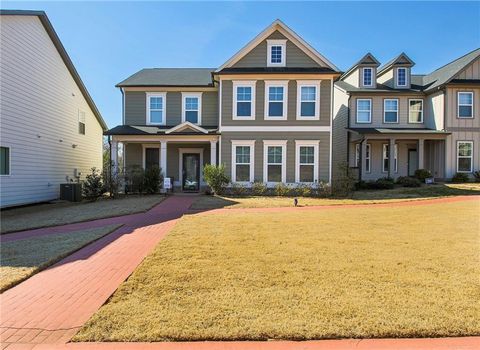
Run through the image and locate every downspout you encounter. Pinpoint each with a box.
[108,135,112,197]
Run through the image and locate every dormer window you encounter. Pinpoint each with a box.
[362,67,373,86]
[397,67,407,87]
[267,39,286,67]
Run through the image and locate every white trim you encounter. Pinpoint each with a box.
[456,141,473,173]
[408,99,424,123]
[295,140,319,183]
[0,145,11,176]
[356,98,372,123]
[146,92,166,125]
[382,143,398,173]
[355,143,371,172]
[219,80,222,131]
[457,91,474,118]
[267,39,286,67]
[329,77,333,185]
[221,126,331,132]
[181,92,203,125]
[296,80,321,120]
[366,143,371,173]
[396,67,408,87]
[232,81,256,120]
[178,148,204,189]
[165,121,209,134]
[112,135,219,143]
[264,80,288,120]
[383,98,399,124]
[263,140,287,185]
[362,67,373,87]
[231,140,255,183]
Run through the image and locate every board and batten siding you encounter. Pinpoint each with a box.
[124,91,218,127]
[454,57,480,79]
[0,15,104,208]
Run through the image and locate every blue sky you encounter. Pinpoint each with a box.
[2,1,479,128]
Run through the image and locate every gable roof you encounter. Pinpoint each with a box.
[116,68,215,87]
[0,10,107,130]
[165,122,208,134]
[377,53,415,76]
[422,48,480,91]
[340,52,380,80]
[216,19,339,72]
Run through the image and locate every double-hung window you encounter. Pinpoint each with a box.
[363,67,373,87]
[264,141,287,184]
[232,141,255,182]
[409,99,423,123]
[295,141,319,183]
[356,99,371,123]
[265,81,288,120]
[267,39,286,67]
[296,81,320,120]
[233,81,255,120]
[458,92,473,118]
[457,141,473,172]
[355,143,371,172]
[146,93,166,125]
[384,99,399,123]
[397,67,407,87]
[182,93,202,124]
[0,146,10,176]
[382,144,398,173]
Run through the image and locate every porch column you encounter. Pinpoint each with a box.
[160,141,167,177]
[111,140,118,174]
[388,138,396,178]
[418,139,425,170]
[360,139,368,180]
[210,140,217,166]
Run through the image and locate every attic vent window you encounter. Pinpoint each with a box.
[267,39,286,67]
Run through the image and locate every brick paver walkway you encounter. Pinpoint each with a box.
[0,196,195,348]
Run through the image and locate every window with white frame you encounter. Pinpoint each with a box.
[232,141,254,182]
[233,81,255,119]
[365,143,371,172]
[355,143,371,172]
[356,99,371,123]
[265,81,288,119]
[384,99,399,123]
[457,141,473,172]
[397,67,407,87]
[363,67,373,86]
[267,39,286,67]
[264,141,286,183]
[182,93,202,124]
[0,146,10,176]
[382,143,398,173]
[458,92,473,118]
[296,81,320,119]
[146,93,166,125]
[295,141,319,183]
[409,99,423,123]
[78,110,86,135]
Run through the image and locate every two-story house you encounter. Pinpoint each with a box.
[333,49,480,181]
[107,20,340,191]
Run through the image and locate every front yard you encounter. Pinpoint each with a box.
[75,198,480,341]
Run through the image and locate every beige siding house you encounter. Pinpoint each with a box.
[0,10,107,208]
[108,20,340,191]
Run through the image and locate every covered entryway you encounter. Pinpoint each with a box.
[181,152,201,192]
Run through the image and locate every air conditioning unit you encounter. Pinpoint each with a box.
[60,183,82,202]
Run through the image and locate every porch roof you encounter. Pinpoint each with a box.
[348,127,451,135]
[105,125,219,136]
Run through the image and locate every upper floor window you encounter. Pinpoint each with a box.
[78,110,86,135]
[409,99,423,123]
[267,39,286,67]
[384,99,399,123]
[362,67,373,87]
[356,99,371,123]
[233,81,256,120]
[264,81,288,120]
[182,92,202,124]
[457,141,473,172]
[296,80,320,120]
[397,67,407,87]
[146,93,166,125]
[458,92,473,118]
[0,146,10,176]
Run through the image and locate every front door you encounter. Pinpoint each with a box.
[408,149,418,176]
[182,153,200,192]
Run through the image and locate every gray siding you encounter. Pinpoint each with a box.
[124,143,143,168]
[222,79,331,126]
[221,132,330,183]
[124,91,146,125]
[332,86,350,179]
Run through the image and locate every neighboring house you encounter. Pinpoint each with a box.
[107,20,340,192]
[333,49,480,181]
[0,10,107,207]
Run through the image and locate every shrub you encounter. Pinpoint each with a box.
[274,183,290,196]
[251,182,267,196]
[83,167,106,201]
[474,171,480,183]
[293,184,313,197]
[374,177,395,189]
[396,176,421,188]
[313,181,331,198]
[414,169,432,182]
[102,162,122,198]
[203,164,229,195]
[451,172,470,183]
[231,182,248,196]
[144,165,163,194]
[332,162,356,197]
[125,165,145,194]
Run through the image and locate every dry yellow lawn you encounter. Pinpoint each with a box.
[75,199,480,341]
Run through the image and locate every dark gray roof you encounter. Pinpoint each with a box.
[377,53,415,76]
[348,128,450,135]
[335,76,424,93]
[116,68,215,87]
[105,125,219,135]
[0,10,107,130]
[340,53,380,80]
[422,48,480,91]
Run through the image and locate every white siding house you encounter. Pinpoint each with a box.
[0,10,107,208]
